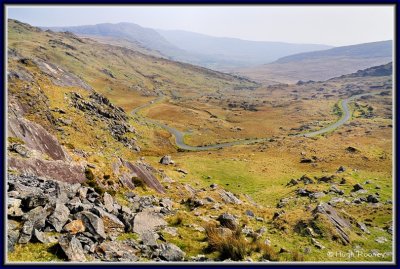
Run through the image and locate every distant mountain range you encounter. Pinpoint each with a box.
[236,40,392,84]
[41,22,332,70]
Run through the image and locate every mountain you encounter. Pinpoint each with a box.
[236,40,393,84]
[41,22,332,70]
[157,29,333,69]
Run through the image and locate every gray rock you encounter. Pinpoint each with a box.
[160,155,173,165]
[22,194,49,210]
[96,241,138,261]
[103,192,114,213]
[309,192,325,199]
[337,166,346,173]
[375,237,388,244]
[76,211,106,240]
[132,211,167,234]
[313,203,351,245]
[219,190,242,204]
[8,221,20,252]
[329,185,344,195]
[59,235,87,262]
[140,231,159,247]
[311,238,325,249]
[32,229,46,243]
[367,195,379,203]
[217,213,237,229]
[48,203,70,232]
[245,210,255,217]
[159,243,185,261]
[356,222,370,234]
[8,198,23,217]
[352,184,364,192]
[91,207,125,235]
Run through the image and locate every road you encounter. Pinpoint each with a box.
[131,92,379,151]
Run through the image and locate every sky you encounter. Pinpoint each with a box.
[7,5,394,46]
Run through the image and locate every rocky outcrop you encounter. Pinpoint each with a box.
[70,92,139,151]
[7,174,184,262]
[313,203,351,245]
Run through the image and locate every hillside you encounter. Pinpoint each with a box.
[42,22,332,71]
[236,40,392,84]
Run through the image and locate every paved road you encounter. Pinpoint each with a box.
[132,92,378,151]
[298,92,379,137]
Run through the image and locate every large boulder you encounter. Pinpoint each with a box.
[132,211,167,234]
[75,211,106,240]
[48,203,70,232]
[58,235,87,262]
[159,243,185,261]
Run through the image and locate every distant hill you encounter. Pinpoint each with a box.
[41,22,332,71]
[156,29,332,69]
[335,62,392,79]
[236,40,393,84]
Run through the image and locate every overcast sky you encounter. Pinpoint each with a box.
[7,5,394,46]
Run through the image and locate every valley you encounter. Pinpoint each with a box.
[6,17,394,264]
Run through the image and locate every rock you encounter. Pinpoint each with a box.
[297,188,311,197]
[352,184,364,192]
[177,168,188,174]
[329,185,344,195]
[219,190,242,204]
[286,179,298,186]
[340,178,347,184]
[277,198,289,208]
[159,198,173,210]
[103,192,114,213]
[217,213,237,229]
[317,175,336,183]
[78,187,88,199]
[337,166,346,173]
[22,194,49,210]
[76,211,106,240]
[210,183,218,189]
[346,146,359,153]
[48,203,70,232]
[63,219,85,235]
[59,235,87,262]
[356,222,370,234]
[309,192,325,199]
[140,231,159,247]
[311,238,325,249]
[245,210,255,217]
[91,207,125,235]
[132,211,167,234]
[163,227,178,237]
[313,203,351,245]
[160,155,173,165]
[328,197,346,206]
[19,206,52,243]
[8,198,23,217]
[96,241,138,261]
[299,175,314,184]
[273,210,285,220]
[367,195,379,203]
[32,229,46,243]
[159,243,185,261]
[375,237,388,244]
[9,143,31,157]
[8,221,20,252]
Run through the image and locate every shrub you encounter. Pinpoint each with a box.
[205,224,248,261]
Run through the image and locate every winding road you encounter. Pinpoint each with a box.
[131,92,379,151]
